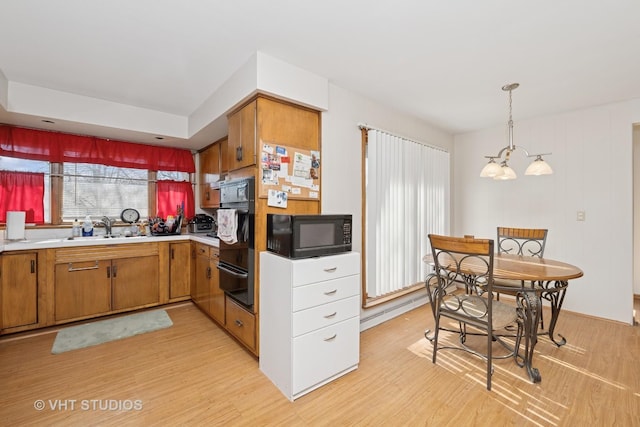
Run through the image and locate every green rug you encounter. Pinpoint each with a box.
[51,310,173,354]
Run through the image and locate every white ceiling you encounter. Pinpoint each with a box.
[1,0,640,151]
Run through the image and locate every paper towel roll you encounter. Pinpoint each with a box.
[6,211,26,240]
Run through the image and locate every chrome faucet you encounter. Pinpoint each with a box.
[98,216,116,237]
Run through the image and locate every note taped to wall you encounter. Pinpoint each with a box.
[293,152,312,178]
[268,189,288,208]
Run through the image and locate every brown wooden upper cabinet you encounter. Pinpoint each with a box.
[220,136,229,175]
[199,137,226,208]
[227,96,321,174]
[227,99,257,172]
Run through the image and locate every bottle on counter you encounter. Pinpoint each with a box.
[72,218,81,237]
[82,215,93,236]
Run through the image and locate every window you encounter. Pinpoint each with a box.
[0,125,195,225]
[0,158,194,224]
[362,127,450,302]
[62,163,150,221]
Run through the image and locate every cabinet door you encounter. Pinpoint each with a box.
[227,100,256,171]
[194,247,210,312]
[220,137,229,174]
[1,252,38,329]
[199,143,221,208]
[257,97,320,150]
[209,249,224,324]
[55,260,111,321]
[112,256,159,310]
[169,242,191,299]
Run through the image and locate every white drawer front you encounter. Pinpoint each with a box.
[293,276,359,312]
[291,252,360,287]
[292,295,359,336]
[292,317,360,395]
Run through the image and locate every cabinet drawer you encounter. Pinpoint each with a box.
[293,275,359,312]
[291,253,360,287]
[226,297,256,351]
[194,243,211,258]
[292,317,360,396]
[292,295,359,337]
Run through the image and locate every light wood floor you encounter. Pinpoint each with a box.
[1,301,639,426]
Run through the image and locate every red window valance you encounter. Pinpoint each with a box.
[0,125,195,173]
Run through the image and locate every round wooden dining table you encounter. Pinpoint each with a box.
[423,252,584,383]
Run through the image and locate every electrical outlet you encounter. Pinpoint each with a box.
[577,211,586,221]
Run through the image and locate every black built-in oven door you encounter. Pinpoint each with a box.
[217,259,253,307]
[218,177,255,308]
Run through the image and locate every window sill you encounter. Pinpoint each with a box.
[363,282,424,309]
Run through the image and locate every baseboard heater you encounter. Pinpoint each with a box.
[360,293,427,330]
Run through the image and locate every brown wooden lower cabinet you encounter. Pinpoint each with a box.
[193,242,224,324]
[1,251,38,330]
[111,256,159,310]
[209,248,224,324]
[225,295,256,352]
[54,260,112,321]
[53,244,160,323]
[193,243,210,312]
[169,242,191,299]
[1,238,258,357]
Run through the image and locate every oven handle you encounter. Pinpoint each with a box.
[218,207,249,214]
[217,263,249,279]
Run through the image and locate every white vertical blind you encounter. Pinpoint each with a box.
[366,128,450,298]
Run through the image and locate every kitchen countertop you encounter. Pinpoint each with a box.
[0,233,219,253]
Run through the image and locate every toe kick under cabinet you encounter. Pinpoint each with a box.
[259,251,361,401]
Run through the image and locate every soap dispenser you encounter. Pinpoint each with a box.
[82,215,93,236]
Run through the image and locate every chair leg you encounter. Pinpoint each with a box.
[430,315,441,364]
[486,328,493,391]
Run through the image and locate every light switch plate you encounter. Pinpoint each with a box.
[577,211,586,221]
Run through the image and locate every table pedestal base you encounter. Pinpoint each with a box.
[514,280,568,383]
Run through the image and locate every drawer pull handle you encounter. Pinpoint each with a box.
[324,334,337,342]
[68,261,99,272]
[324,289,337,296]
[324,312,337,319]
[324,267,337,273]
[235,319,244,327]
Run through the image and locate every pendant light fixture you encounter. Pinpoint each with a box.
[480,83,553,180]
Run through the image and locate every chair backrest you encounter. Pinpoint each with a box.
[496,227,547,258]
[428,234,495,296]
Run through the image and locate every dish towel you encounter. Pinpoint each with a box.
[217,209,238,244]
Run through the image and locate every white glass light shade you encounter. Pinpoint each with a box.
[525,157,553,176]
[494,164,517,180]
[480,159,504,177]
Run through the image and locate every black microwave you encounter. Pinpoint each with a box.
[266,214,352,259]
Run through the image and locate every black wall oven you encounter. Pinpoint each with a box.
[217,177,255,308]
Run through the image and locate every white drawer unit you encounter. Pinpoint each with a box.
[259,251,361,401]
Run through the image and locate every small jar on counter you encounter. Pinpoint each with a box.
[72,219,81,237]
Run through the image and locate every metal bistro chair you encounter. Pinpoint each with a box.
[495,227,548,328]
[424,234,523,390]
